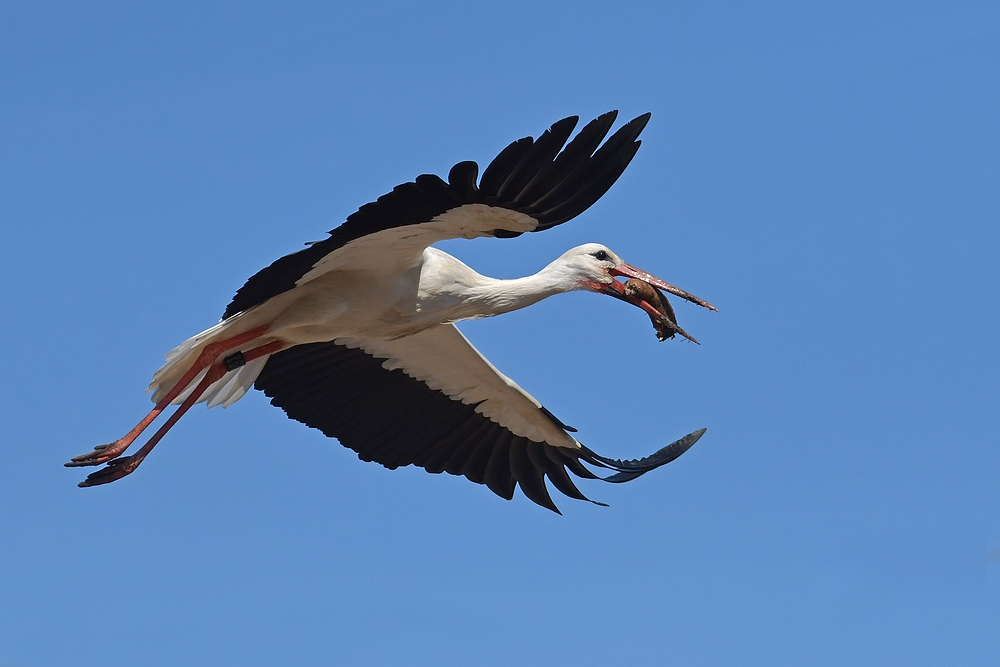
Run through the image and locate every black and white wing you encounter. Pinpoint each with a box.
[223,111,650,320]
[253,324,704,512]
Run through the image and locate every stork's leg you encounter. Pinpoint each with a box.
[66,324,273,467]
[76,340,286,487]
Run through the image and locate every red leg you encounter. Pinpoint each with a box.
[66,324,273,468]
[76,340,285,487]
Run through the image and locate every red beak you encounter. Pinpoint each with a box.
[595,263,715,344]
[610,264,718,312]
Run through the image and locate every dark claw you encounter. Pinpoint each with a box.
[77,455,142,487]
[652,316,700,344]
[622,278,700,344]
[65,440,130,467]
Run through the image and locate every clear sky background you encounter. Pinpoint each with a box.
[2,2,998,665]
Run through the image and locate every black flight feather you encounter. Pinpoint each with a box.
[254,340,701,512]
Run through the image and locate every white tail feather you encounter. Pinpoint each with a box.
[147,314,269,408]
[205,356,268,408]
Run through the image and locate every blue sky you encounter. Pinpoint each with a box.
[2,2,998,665]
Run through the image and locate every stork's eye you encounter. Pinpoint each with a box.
[592,250,609,261]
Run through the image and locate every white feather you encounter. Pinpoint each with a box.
[337,324,580,450]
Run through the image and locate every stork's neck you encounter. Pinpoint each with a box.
[418,249,581,323]
[470,268,575,316]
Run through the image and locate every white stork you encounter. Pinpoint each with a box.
[67,111,717,512]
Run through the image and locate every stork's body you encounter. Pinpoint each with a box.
[68,112,717,512]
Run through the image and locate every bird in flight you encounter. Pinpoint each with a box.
[67,111,717,512]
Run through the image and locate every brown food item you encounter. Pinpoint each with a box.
[624,278,699,344]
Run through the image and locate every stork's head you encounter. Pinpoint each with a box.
[555,243,718,337]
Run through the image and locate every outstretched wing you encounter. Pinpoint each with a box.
[253,324,703,513]
[223,111,650,319]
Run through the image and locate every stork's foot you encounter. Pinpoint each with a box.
[77,455,143,487]
[65,439,132,467]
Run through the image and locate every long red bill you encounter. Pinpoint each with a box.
[610,264,718,311]
[597,279,701,344]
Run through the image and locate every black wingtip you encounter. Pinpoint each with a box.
[549,115,580,134]
[578,428,705,484]
[626,112,652,135]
